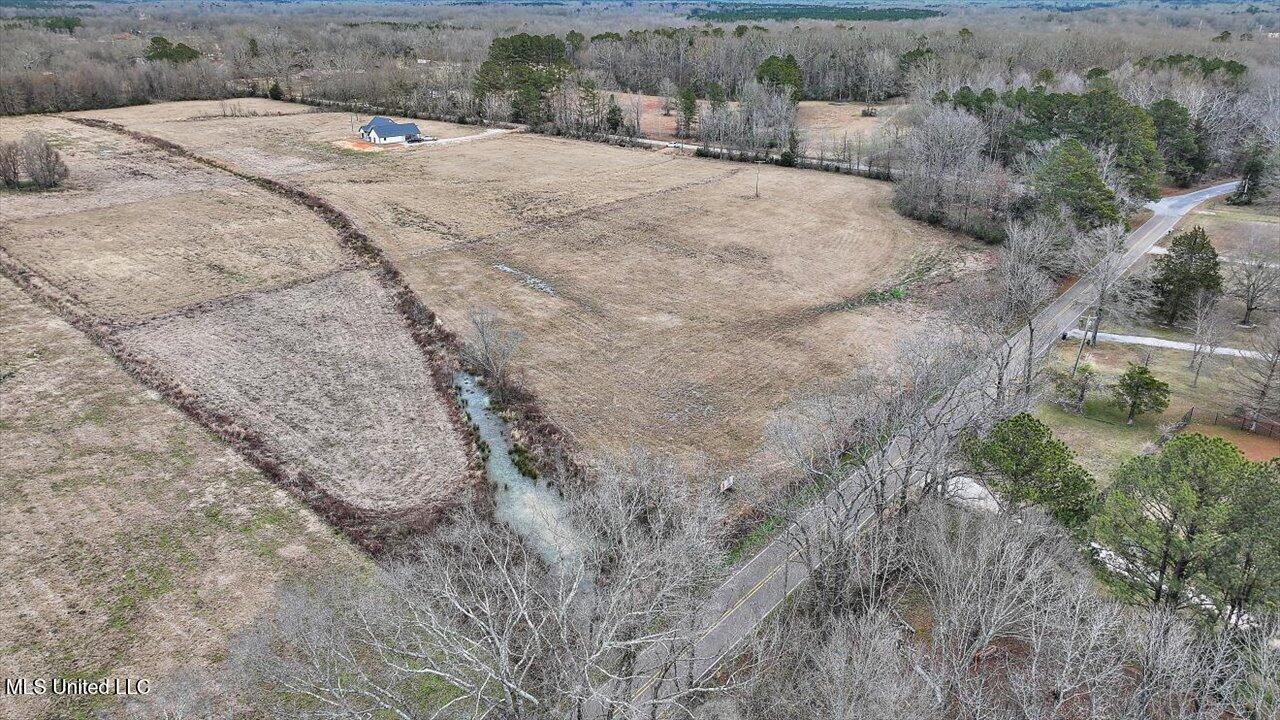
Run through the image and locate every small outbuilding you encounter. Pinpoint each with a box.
[359,116,421,145]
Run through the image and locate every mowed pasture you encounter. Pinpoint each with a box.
[0,116,350,323]
[0,112,470,521]
[1167,196,1279,259]
[83,100,988,479]
[0,278,366,720]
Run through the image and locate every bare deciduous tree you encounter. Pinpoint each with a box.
[230,461,726,720]
[19,132,69,188]
[463,308,523,404]
[1233,325,1280,429]
[1072,223,1151,350]
[1187,289,1228,388]
[1228,234,1280,327]
[0,140,20,187]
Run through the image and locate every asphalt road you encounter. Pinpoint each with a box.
[580,180,1239,718]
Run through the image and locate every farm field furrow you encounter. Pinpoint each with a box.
[1,108,473,534]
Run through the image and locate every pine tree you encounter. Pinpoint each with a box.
[968,413,1096,527]
[1035,138,1122,230]
[1110,362,1171,424]
[1152,225,1222,324]
[1149,98,1209,187]
[1092,434,1245,608]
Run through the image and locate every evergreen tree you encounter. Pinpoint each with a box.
[968,413,1096,527]
[1149,98,1209,187]
[755,54,804,101]
[1110,363,1171,424]
[1228,149,1270,205]
[1092,434,1245,608]
[1073,86,1164,200]
[1207,459,1280,626]
[1152,225,1222,324]
[1035,139,1122,230]
[604,96,623,134]
[677,87,697,138]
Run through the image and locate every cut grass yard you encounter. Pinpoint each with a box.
[1039,336,1280,485]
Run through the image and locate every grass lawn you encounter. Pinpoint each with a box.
[1038,336,1280,484]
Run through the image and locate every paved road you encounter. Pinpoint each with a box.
[1066,328,1262,359]
[581,180,1239,718]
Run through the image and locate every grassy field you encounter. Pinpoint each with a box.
[77,99,988,483]
[0,278,366,720]
[0,116,349,322]
[119,269,470,512]
[1039,336,1280,483]
[0,111,471,520]
[1166,196,1279,260]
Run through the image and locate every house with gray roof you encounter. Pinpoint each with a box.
[359,116,421,144]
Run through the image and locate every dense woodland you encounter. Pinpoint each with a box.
[5,2,1280,719]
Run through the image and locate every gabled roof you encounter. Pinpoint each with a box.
[359,116,420,137]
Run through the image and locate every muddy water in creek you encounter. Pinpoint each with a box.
[455,373,581,567]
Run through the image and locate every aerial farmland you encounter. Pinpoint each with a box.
[68,99,989,479]
[0,99,989,716]
[4,1,1279,718]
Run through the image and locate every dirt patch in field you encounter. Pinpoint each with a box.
[332,138,383,152]
[1183,423,1280,461]
[0,278,365,720]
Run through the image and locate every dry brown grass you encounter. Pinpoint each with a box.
[119,269,471,512]
[77,103,482,177]
[76,100,988,479]
[0,117,348,322]
[0,109,471,525]
[0,278,366,720]
[1167,196,1280,259]
[6,99,987,490]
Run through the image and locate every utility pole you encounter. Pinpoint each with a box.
[1071,315,1096,376]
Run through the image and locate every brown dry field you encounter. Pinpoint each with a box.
[1167,196,1279,259]
[77,102,482,177]
[607,91,905,146]
[0,111,470,512]
[119,269,470,512]
[82,99,989,478]
[0,277,366,720]
[0,116,349,322]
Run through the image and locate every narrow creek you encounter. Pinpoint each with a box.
[454,372,581,567]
